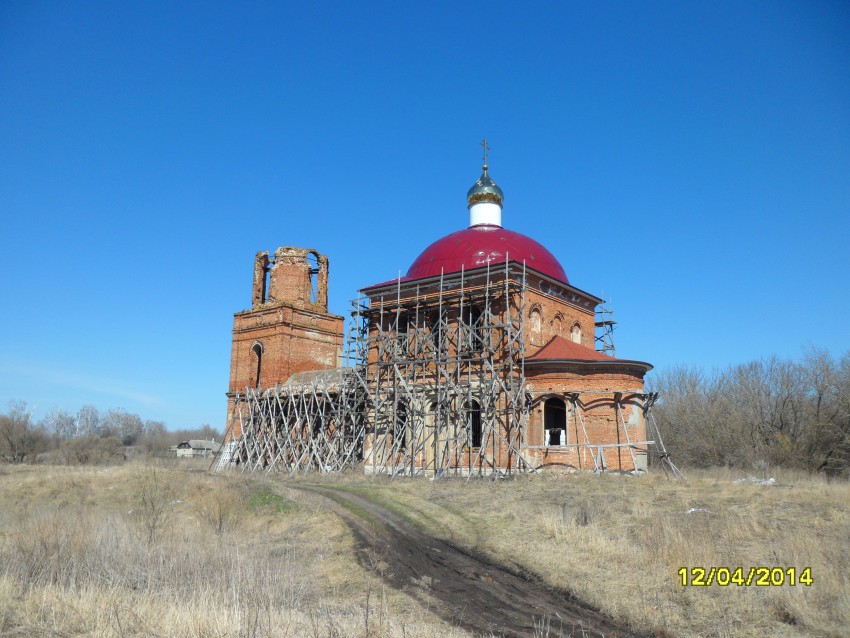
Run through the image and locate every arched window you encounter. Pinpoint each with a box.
[461,304,483,350]
[307,251,320,304]
[544,397,567,446]
[426,399,444,468]
[393,401,408,450]
[464,400,482,448]
[251,342,263,388]
[396,311,408,335]
[530,307,542,344]
[429,309,445,353]
[571,322,582,344]
[395,310,409,354]
[552,313,563,337]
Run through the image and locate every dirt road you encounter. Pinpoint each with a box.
[297,485,640,638]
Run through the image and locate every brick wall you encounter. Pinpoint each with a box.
[226,247,343,436]
[524,274,597,351]
[525,365,648,471]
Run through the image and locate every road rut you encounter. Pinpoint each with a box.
[297,485,640,638]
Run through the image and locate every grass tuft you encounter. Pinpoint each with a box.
[247,485,294,514]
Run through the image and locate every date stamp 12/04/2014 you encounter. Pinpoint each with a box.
[678,567,813,587]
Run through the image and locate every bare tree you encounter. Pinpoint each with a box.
[134,468,174,544]
[651,350,850,475]
[101,409,144,445]
[0,401,48,464]
[138,420,168,455]
[76,405,100,437]
[41,408,77,440]
[799,348,850,475]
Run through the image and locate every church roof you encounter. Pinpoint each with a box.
[362,224,569,291]
[526,336,653,371]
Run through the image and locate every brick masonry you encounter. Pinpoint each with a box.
[226,247,344,435]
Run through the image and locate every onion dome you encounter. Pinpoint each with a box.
[466,164,504,208]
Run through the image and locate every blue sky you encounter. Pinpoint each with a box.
[2,1,848,430]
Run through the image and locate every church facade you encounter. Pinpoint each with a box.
[222,154,653,475]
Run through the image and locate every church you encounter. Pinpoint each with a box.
[221,147,656,476]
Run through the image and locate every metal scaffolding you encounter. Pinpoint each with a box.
[359,261,531,477]
[594,298,616,357]
[216,259,681,479]
[218,260,532,477]
[216,368,365,474]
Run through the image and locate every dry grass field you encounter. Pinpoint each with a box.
[1,462,847,637]
[314,468,850,638]
[0,461,469,638]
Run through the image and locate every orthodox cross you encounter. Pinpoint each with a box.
[480,139,490,168]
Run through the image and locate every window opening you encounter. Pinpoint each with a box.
[251,342,263,388]
[397,311,408,335]
[465,400,482,447]
[429,309,444,353]
[396,311,409,354]
[307,252,320,304]
[462,304,483,350]
[544,397,567,446]
[394,401,408,449]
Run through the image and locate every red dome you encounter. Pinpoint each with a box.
[405,224,569,284]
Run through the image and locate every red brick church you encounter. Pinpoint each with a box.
[224,148,654,475]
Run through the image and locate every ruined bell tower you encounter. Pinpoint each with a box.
[226,247,344,429]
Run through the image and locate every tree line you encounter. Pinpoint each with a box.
[5,348,848,474]
[0,401,223,465]
[651,348,850,476]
